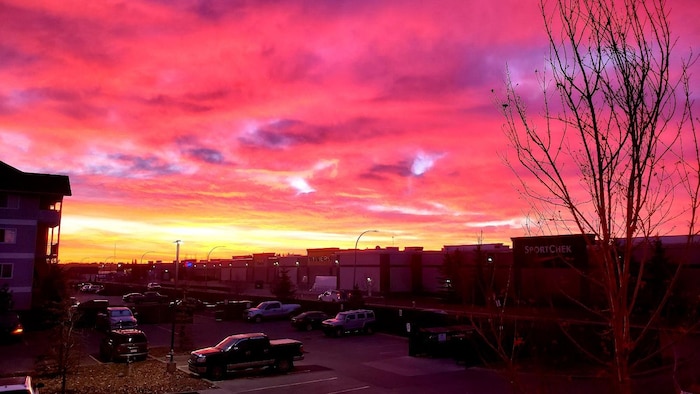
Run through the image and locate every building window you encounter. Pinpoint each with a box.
[0,228,17,244]
[0,193,18,209]
[0,264,12,278]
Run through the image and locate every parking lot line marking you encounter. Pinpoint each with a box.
[234,377,338,392]
[327,386,371,394]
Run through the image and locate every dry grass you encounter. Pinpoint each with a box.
[36,348,215,394]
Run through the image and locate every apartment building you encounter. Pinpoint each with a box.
[0,161,71,310]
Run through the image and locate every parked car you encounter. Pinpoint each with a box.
[99,329,148,362]
[318,290,347,303]
[146,282,162,290]
[122,293,144,303]
[188,332,304,380]
[321,309,376,337]
[290,311,329,331]
[0,376,43,393]
[80,283,104,293]
[176,297,205,311]
[97,307,138,331]
[244,301,301,323]
[0,312,23,342]
[132,291,169,304]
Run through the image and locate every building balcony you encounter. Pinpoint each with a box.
[37,209,61,226]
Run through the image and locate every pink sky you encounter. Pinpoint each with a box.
[1,0,698,263]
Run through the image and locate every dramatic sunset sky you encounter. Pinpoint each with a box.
[2,0,698,263]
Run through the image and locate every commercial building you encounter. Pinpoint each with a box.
[139,233,699,313]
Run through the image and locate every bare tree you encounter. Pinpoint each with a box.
[53,303,83,394]
[32,264,85,394]
[496,0,698,392]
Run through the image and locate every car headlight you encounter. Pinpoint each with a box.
[11,324,23,335]
[196,355,206,363]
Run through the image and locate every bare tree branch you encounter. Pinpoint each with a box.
[495,0,698,392]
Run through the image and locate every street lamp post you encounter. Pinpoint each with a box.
[353,230,378,288]
[141,251,157,283]
[205,246,225,287]
[168,240,182,372]
[140,251,156,264]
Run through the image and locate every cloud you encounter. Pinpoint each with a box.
[368,203,444,217]
[1,0,696,261]
[238,120,306,149]
[186,148,225,164]
[84,153,184,179]
[288,177,315,194]
[411,151,444,176]
[0,130,31,152]
[465,218,527,230]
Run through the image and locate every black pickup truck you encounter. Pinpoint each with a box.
[188,332,304,380]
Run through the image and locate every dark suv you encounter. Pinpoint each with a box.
[133,291,169,304]
[99,329,149,362]
[291,311,329,331]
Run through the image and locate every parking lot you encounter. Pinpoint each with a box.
[2,292,523,393]
[5,291,695,393]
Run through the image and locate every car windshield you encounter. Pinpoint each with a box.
[334,313,346,321]
[111,310,132,317]
[215,336,237,351]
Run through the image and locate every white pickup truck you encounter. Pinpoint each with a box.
[245,300,301,323]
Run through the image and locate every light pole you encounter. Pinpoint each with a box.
[140,251,156,264]
[141,251,157,283]
[174,240,181,291]
[205,246,226,287]
[168,240,182,371]
[353,230,378,288]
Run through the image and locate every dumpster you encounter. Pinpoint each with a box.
[408,324,476,359]
[451,327,480,366]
